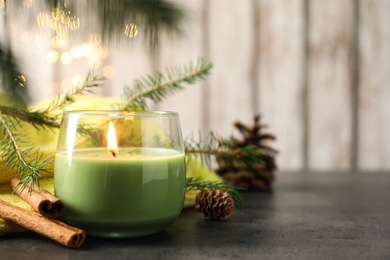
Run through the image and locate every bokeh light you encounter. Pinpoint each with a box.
[103,66,115,79]
[16,75,27,87]
[61,52,73,65]
[47,50,59,63]
[124,23,139,38]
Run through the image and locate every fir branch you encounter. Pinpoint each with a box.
[186,177,243,204]
[0,115,52,192]
[120,58,213,110]
[0,69,104,192]
[184,132,225,168]
[0,105,59,129]
[44,71,104,113]
[0,70,105,131]
[185,132,266,171]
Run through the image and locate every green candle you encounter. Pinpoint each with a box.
[54,147,186,238]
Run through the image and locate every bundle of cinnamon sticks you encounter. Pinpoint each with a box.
[0,178,85,248]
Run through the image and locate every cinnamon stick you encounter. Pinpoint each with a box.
[10,177,64,219]
[0,200,85,248]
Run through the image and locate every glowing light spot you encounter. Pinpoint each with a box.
[70,46,81,59]
[124,23,138,38]
[51,34,68,48]
[47,50,59,63]
[36,3,80,48]
[68,17,80,31]
[15,75,27,87]
[103,66,115,79]
[79,44,93,57]
[51,38,60,49]
[88,34,101,47]
[36,12,50,30]
[61,51,73,65]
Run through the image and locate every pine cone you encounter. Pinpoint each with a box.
[216,114,277,191]
[195,189,235,220]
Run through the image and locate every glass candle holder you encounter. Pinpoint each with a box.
[54,111,186,238]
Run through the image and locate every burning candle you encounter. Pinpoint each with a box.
[54,111,186,238]
[107,121,118,157]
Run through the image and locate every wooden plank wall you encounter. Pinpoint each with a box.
[2,0,390,172]
[156,0,390,172]
[158,0,390,171]
[307,0,354,171]
[159,0,390,173]
[359,0,390,171]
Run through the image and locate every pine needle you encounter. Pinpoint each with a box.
[44,71,104,113]
[120,58,213,110]
[185,132,266,172]
[186,177,243,204]
[0,69,104,191]
[0,115,52,192]
[0,70,104,131]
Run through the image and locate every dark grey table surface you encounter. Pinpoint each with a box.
[1,172,390,260]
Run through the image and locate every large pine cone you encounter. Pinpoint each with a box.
[216,115,277,191]
[195,189,235,220]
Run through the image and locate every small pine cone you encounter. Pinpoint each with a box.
[195,189,235,220]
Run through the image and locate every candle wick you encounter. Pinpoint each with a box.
[110,150,117,158]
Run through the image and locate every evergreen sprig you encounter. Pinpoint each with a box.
[43,71,105,115]
[0,71,105,131]
[186,177,243,204]
[0,70,105,191]
[185,132,265,171]
[0,106,59,130]
[120,58,213,110]
[0,115,52,192]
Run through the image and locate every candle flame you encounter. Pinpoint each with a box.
[107,121,118,157]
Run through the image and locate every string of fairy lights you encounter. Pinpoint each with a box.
[1,0,139,93]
